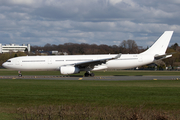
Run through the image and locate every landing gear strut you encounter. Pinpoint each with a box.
[18,71,22,77]
[84,71,94,77]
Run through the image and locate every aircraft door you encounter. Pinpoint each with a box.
[15,59,20,65]
[138,55,143,62]
[48,58,52,64]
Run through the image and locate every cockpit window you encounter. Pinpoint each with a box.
[6,60,11,62]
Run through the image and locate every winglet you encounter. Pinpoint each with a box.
[107,53,121,61]
[114,53,121,59]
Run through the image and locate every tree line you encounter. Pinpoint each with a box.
[31,40,144,55]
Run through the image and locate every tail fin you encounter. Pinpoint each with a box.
[141,31,173,55]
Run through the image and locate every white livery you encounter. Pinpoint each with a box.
[2,31,174,77]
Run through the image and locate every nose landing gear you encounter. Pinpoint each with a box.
[18,71,22,77]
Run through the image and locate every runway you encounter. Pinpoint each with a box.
[1,75,180,81]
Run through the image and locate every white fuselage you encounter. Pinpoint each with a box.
[2,54,154,71]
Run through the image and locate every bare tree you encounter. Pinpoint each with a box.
[119,40,138,54]
[126,40,138,53]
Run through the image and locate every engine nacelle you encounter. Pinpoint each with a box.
[60,66,80,75]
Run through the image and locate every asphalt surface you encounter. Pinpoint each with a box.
[1,75,180,81]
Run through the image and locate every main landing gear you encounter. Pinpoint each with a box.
[84,71,94,77]
[18,71,22,77]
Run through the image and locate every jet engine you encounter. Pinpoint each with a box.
[60,66,80,75]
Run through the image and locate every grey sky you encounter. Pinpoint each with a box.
[0,0,179,47]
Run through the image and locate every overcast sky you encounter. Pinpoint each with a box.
[0,0,179,47]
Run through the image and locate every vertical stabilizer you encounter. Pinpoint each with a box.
[141,31,173,55]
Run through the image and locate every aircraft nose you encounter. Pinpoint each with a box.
[2,62,7,68]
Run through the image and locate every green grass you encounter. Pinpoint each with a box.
[1,79,180,119]
[0,79,179,109]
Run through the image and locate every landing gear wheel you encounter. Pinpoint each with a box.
[90,73,94,77]
[18,74,22,77]
[84,72,89,77]
[84,71,95,77]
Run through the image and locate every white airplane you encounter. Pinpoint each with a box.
[2,31,174,77]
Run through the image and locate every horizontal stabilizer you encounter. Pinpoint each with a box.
[154,53,175,60]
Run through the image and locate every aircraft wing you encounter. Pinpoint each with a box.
[70,53,121,68]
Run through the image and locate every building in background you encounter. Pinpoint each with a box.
[0,43,30,53]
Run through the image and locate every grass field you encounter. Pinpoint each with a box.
[0,70,180,119]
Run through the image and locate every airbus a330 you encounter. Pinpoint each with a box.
[2,31,174,77]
